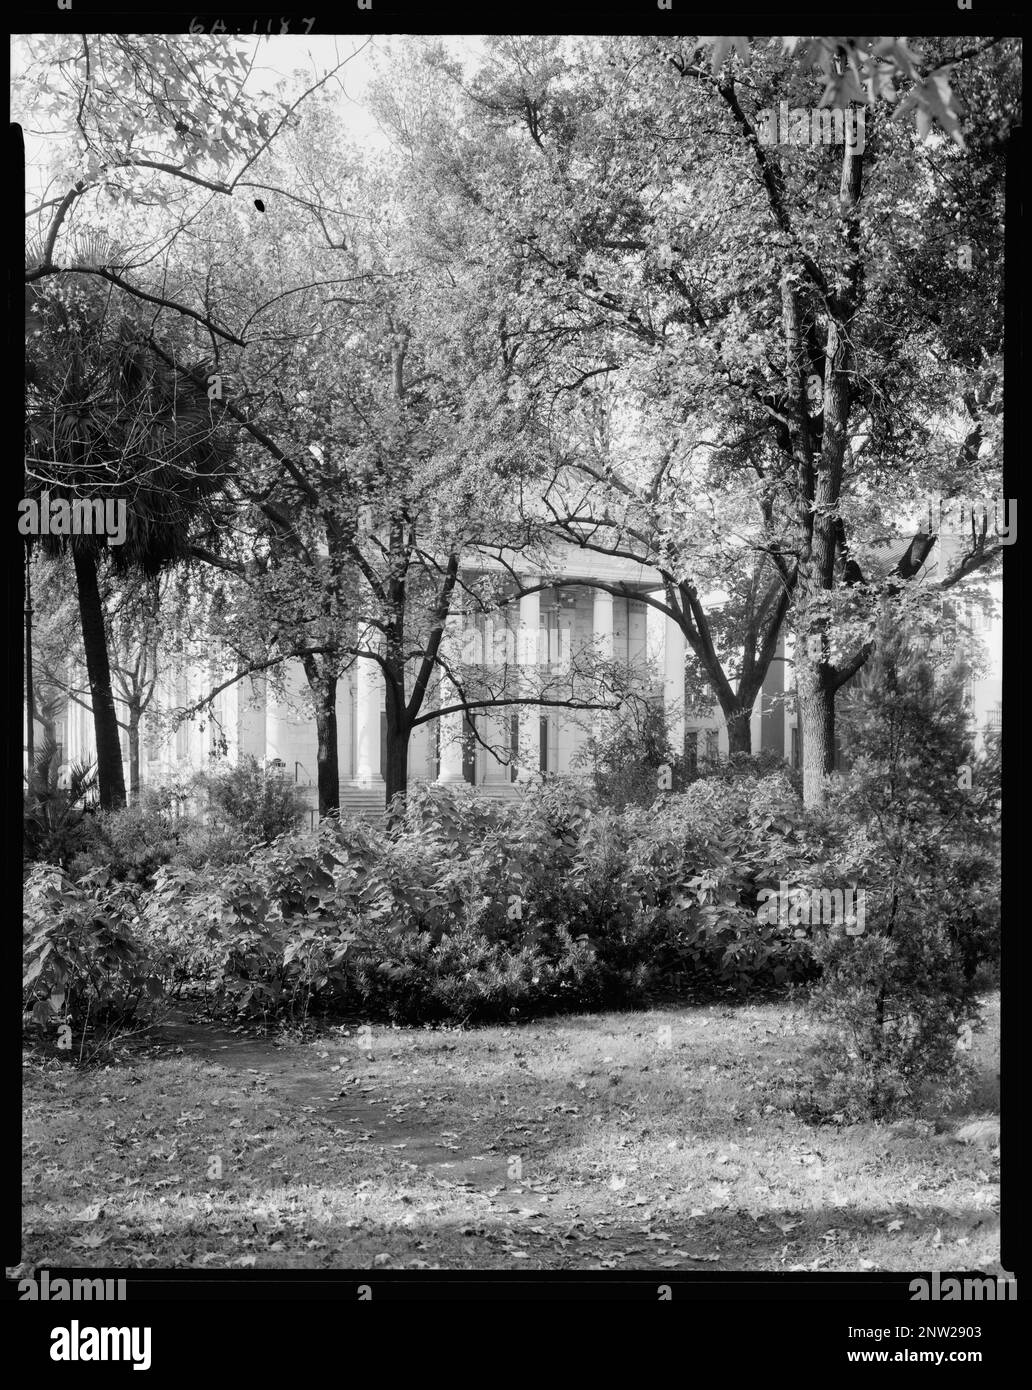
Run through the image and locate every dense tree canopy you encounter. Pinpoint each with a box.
[19,33,1016,808]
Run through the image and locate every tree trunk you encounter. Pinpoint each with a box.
[384,721,410,813]
[37,703,58,748]
[383,667,411,815]
[313,683,339,817]
[301,657,340,817]
[24,549,36,779]
[127,705,141,803]
[73,548,126,810]
[721,702,753,756]
[785,138,862,810]
[798,660,836,807]
[683,602,771,763]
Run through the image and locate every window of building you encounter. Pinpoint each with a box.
[175,664,189,761]
[539,602,561,664]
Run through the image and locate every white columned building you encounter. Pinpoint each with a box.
[592,589,614,740]
[62,536,970,814]
[645,592,687,755]
[352,645,384,792]
[436,612,468,785]
[237,673,267,762]
[478,608,513,790]
[516,587,540,780]
[663,612,687,758]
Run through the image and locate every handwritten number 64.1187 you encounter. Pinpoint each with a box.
[189,18,316,35]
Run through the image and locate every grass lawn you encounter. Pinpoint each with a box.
[18,992,1000,1273]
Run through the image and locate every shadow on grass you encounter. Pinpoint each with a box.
[19,1198,1002,1273]
[22,993,1000,1273]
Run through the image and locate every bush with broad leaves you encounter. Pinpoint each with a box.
[23,864,161,1037]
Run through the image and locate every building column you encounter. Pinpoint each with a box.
[645,596,665,671]
[479,613,511,785]
[336,677,354,782]
[352,650,384,789]
[760,635,786,758]
[436,613,467,784]
[664,615,687,759]
[516,589,540,781]
[749,691,763,754]
[237,672,267,761]
[648,595,686,758]
[592,590,614,739]
[263,668,295,768]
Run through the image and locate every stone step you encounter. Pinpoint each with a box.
[334,778,525,823]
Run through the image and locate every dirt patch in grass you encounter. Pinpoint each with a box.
[19,995,1000,1272]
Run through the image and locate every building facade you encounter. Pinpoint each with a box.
[35,535,1002,816]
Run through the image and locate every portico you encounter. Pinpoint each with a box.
[338,550,685,805]
[42,548,814,813]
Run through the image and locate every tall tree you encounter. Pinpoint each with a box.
[27,559,174,803]
[19,36,364,806]
[163,89,620,813]
[403,34,1014,800]
[25,274,234,807]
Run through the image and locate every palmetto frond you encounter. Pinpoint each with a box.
[25,735,99,807]
[67,229,129,271]
[24,276,235,572]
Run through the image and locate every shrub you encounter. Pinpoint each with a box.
[806,919,984,1120]
[616,782,819,992]
[66,792,254,888]
[23,865,161,1040]
[573,699,688,806]
[691,748,800,790]
[67,797,183,886]
[125,775,824,1026]
[802,621,999,1119]
[348,921,609,1025]
[192,755,307,842]
[23,741,98,869]
[611,772,825,992]
[386,778,817,1004]
[139,818,378,1019]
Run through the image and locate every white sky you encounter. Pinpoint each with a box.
[16,33,486,201]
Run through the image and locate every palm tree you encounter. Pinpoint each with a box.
[23,736,99,868]
[25,252,234,809]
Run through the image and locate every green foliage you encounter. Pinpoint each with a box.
[702,36,974,148]
[16,34,286,207]
[803,621,1000,1119]
[692,749,800,789]
[127,774,818,1026]
[139,819,372,1020]
[24,286,235,577]
[22,865,160,1038]
[192,755,308,842]
[65,790,251,888]
[573,699,687,807]
[23,739,99,868]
